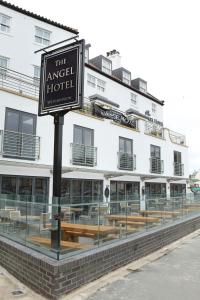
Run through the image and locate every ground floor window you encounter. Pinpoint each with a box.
[61,178,103,204]
[145,182,166,199]
[0,175,49,202]
[170,184,186,197]
[110,181,140,201]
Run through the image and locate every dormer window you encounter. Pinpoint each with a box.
[0,13,11,33]
[139,80,147,93]
[102,59,112,75]
[122,71,131,85]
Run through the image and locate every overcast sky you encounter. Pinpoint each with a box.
[7,0,200,173]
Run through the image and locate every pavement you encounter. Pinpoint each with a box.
[1,230,200,300]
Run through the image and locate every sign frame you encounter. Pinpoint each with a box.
[38,39,85,116]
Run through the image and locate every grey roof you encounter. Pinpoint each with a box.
[0,0,78,34]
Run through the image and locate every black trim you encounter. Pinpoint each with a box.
[0,0,78,34]
[85,63,164,106]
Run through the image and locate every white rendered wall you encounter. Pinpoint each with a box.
[0,5,75,77]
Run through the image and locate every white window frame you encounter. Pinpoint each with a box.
[152,103,157,114]
[123,71,131,85]
[139,81,147,93]
[0,55,9,78]
[131,93,137,106]
[0,13,11,33]
[33,65,40,86]
[87,74,96,88]
[102,59,111,75]
[97,78,106,92]
[87,73,106,92]
[35,26,51,46]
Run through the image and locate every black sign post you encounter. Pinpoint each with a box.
[38,40,85,254]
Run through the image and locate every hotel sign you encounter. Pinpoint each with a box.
[38,40,85,116]
[93,103,137,129]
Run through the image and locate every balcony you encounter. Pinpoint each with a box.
[71,143,97,167]
[174,162,184,176]
[150,157,164,174]
[0,130,40,160]
[145,121,164,138]
[0,67,39,99]
[118,152,136,171]
[169,130,186,146]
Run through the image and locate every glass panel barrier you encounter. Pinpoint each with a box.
[0,193,199,260]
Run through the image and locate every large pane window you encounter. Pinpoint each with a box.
[1,176,16,194]
[111,181,140,201]
[174,151,182,163]
[61,179,103,203]
[170,184,186,197]
[74,125,93,146]
[145,183,166,199]
[150,145,160,158]
[4,108,37,159]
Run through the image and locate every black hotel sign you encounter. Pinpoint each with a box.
[38,39,85,115]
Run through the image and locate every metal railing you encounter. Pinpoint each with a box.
[150,157,164,174]
[0,130,40,160]
[71,143,97,167]
[0,67,39,98]
[145,121,164,138]
[169,130,186,146]
[174,162,184,176]
[118,152,136,170]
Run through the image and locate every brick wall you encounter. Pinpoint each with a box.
[1,215,200,299]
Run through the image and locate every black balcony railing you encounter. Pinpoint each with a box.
[118,152,136,171]
[0,67,39,98]
[71,143,97,167]
[150,157,164,174]
[0,130,40,160]
[174,163,184,176]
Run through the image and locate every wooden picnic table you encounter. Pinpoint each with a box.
[139,210,180,217]
[106,215,160,225]
[28,236,91,250]
[60,222,118,242]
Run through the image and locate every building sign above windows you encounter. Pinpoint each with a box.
[38,39,85,116]
[93,103,137,129]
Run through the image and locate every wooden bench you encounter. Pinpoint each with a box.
[139,210,180,217]
[117,221,145,227]
[28,236,91,250]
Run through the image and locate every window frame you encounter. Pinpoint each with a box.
[119,137,133,154]
[73,125,94,146]
[131,93,137,106]
[102,58,112,75]
[122,71,131,85]
[35,26,51,46]
[0,13,11,33]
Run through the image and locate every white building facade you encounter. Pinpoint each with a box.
[0,1,189,205]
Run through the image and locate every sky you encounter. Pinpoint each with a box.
[6,0,200,173]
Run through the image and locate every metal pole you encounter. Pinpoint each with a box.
[51,113,65,253]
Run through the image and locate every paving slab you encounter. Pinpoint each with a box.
[63,229,200,300]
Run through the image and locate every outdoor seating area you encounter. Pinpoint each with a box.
[0,194,200,259]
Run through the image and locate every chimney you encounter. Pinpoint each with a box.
[106,49,121,70]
